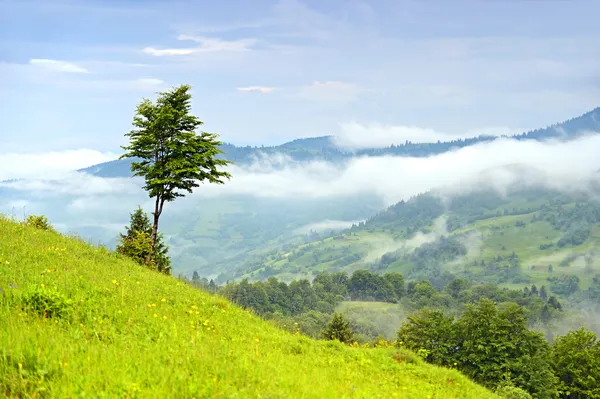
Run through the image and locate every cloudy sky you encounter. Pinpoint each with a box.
[1,0,600,176]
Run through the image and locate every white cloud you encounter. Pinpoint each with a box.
[295,219,364,234]
[133,78,165,88]
[333,122,526,149]
[1,172,142,198]
[297,81,364,103]
[143,35,258,57]
[190,133,600,206]
[29,59,89,73]
[237,86,275,93]
[143,47,197,56]
[0,149,117,181]
[3,133,600,259]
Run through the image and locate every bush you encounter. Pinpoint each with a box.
[495,385,533,399]
[25,215,54,232]
[22,287,73,319]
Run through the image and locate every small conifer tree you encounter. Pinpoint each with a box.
[117,207,171,274]
[322,312,354,344]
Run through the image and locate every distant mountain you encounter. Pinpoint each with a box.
[79,107,600,178]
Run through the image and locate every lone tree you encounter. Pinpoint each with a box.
[120,84,232,263]
[322,313,354,344]
[117,206,171,273]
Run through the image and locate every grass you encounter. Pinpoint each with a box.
[0,216,497,398]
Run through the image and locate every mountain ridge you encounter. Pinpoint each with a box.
[79,107,600,178]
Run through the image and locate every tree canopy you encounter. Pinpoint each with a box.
[120,84,232,260]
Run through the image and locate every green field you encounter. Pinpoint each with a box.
[0,216,497,398]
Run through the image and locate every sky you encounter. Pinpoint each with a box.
[1,0,600,175]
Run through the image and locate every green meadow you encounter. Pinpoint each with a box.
[0,216,497,398]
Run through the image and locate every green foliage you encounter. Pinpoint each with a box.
[397,299,559,398]
[22,286,73,320]
[495,383,533,399]
[25,215,54,232]
[116,207,171,274]
[551,328,600,399]
[322,313,354,344]
[221,269,562,343]
[119,84,232,256]
[547,275,580,297]
[397,309,455,365]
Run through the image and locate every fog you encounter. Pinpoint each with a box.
[2,133,600,276]
[364,216,449,263]
[197,133,600,206]
[332,122,522,150]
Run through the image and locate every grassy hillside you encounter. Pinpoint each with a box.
[232,186,600,296]
[0,217,497,398]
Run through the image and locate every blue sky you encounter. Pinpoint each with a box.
[1,0,600,162]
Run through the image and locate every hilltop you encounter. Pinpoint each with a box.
[0,216,497,398]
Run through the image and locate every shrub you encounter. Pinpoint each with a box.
[25,215,54,232]
[22,287,73,319]
[495,384,533,399]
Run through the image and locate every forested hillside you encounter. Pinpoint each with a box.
[228,185,600,305]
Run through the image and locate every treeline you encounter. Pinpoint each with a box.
[192,269,565,341]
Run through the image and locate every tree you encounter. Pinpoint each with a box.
[116,207,171,273]
[540,285,548,301]
[551,328,600,399]
[192,271,200,281]
[120,84,232,262]
[453,299,558,398]
[322,313,354,344]
[396,309,456,365]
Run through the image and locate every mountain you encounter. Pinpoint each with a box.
[228,183,600,301]
[3,107,600,280]
[80,107,600,178]
[0,215,497,398]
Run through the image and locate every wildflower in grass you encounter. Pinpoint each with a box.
[163,315,167,320]
[9,282,17,288]
[161,298,166,302]
[154,314,158,318]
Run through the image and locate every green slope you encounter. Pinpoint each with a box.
[0,217,496,398]
[233,186,600,295]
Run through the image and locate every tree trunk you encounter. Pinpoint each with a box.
[147,195,165,266]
